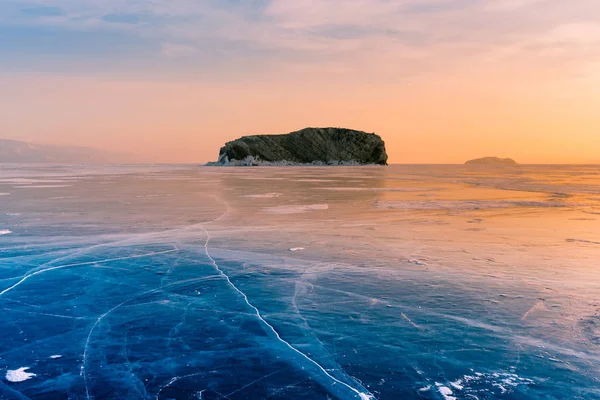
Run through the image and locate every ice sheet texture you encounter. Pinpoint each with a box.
[0,164,599,399]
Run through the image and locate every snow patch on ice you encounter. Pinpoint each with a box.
[289,247,305,252]
[6,367,36,382]
[263,204,329,214]
[0,230,12,235]
[450,379,464,390]
[435,383,456,400]
[49,355,63,359]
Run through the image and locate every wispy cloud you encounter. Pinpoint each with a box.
[0,0,599,80]
[161,42,198,58]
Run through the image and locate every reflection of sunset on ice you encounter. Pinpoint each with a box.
[0,164,598,399]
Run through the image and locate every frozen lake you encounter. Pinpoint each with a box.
[1,164,599,399]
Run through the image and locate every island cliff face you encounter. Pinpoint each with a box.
[465,157,518,166]
[212,128,388,166]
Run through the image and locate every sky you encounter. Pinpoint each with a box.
[1,0,599,164]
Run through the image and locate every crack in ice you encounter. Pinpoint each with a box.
[80,276,214,400]
[1,307,86,320]
[155,373,206,400]
[224,369,284,397]
[202,229,375,400]
[0,249,178,297]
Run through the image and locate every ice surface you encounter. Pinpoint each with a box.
[1,164,599,399]
[566,238,600,245]
[16,184,73,188]
[0,178,72,185]
[263,204,329,214]
[436,371,535,398]
[376,200,570,210]
[0,230,12,235]
[243,192,283,198]
[320,187,438,192]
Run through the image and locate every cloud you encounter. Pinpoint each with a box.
[20,6,65,17]
[161,43,198,57]
[0,0,598,81]
[102,13,142,25]
[484,0,548,11]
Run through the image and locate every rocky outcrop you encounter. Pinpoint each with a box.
[465,157,518,166]
[210,127,388,166]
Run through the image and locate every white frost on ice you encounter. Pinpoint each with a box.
[17,185,72,189]
[294,179,336,182]
[0,230,12,235]
[418,385,431,392]
[447,371,535,397]
[49,355,63,359]
[243,193,283,199]
[6,367,36,382]
[263,204,329,214]
[401,313,423,330]
[522,300,548,320]
[289,247,305,252]
[0,178,69,185]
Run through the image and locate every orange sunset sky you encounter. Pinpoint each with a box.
[1,0,599,164]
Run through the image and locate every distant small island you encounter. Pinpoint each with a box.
[209,127,388,166]
[465,157,518,166]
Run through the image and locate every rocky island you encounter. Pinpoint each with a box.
[465,157,518,166]
[209,127,388,166]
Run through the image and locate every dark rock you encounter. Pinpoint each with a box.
[210,127,388,166]
[465,157,518,166]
